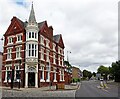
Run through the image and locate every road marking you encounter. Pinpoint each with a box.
[102,88,109,92]
[97,86,109,92]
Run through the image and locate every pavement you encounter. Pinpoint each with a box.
[1,83,80,97]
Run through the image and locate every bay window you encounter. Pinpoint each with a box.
[28,32,37,39]
[27,44,37,57]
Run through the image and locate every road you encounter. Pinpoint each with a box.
[75,80,118,98]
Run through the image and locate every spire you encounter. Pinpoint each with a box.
[28,2,36,23]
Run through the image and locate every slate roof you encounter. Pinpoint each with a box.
[16,17,45,29]
[28,3,36,23]
[53,34,60,43]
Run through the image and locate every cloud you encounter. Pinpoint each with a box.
[0,0,118,72]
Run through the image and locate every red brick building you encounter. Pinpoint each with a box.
[2,4,65,88]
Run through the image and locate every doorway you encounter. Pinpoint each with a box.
[28,72,35,87]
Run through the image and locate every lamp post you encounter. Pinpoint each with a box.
[67,51,71,84]
[18,60,21,89]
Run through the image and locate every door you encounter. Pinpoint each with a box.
[28,72,35,87]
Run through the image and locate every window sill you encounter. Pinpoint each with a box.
[15,58,22,60]
[4,80,11,83]
[40,59,45,61]
[27,38,37,41]
[16,41,22,44]
[60,80,65,82]
[53,80,57,82]
[7,43,13,45]
[40,79,45,82]
[46,79,50,82]
[14,79,21,82]
[6,59,12,61]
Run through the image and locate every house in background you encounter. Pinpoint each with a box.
[72,67,82,81]
[64,61,72,84]
[2,3,65,88]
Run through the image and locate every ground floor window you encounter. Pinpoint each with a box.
[60,69,64,81]
[14,65,20,81]
[5,66,11,82]
[40,66,45,82]
[53,68,57,82]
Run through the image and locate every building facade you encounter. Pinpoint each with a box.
[2,4,65,88]
[64,61,72,84]
[72,67,82,79]
[0,52,3,84]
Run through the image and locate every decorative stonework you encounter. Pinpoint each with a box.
[27,66,36,72]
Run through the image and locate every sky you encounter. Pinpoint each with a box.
[0,0,118,72]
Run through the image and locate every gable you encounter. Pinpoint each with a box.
[58,34,65,48]
[4,17,24,36]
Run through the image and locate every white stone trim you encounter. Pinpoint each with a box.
[40,79,45,82]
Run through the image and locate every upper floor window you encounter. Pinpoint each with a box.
[46,49,49,62]
[16,46,21,58]
[53,53,56,64]
[58,46,60,54]
[41,47,44,60]
[28,44,37,57]
[40,35,44,45]
[7,48,12,60]
[17,35,22,42]
[46,39,49,48]
[8,37,13,44]
[29,32,31,38]
[53,43,56,51]
[28,32,37,39]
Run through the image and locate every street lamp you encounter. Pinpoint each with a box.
[67,51,71,62]
[67,51,71,84]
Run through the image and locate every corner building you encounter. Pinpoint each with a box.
[2,4,65,88]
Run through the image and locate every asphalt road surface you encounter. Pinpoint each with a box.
[75,80,118,98]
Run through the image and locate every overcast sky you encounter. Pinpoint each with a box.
[0,0,118,72]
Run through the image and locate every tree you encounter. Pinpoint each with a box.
[110,61,120,82]
[92,72,96,77]
[97,65,109,80]
[83,70,92,79]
